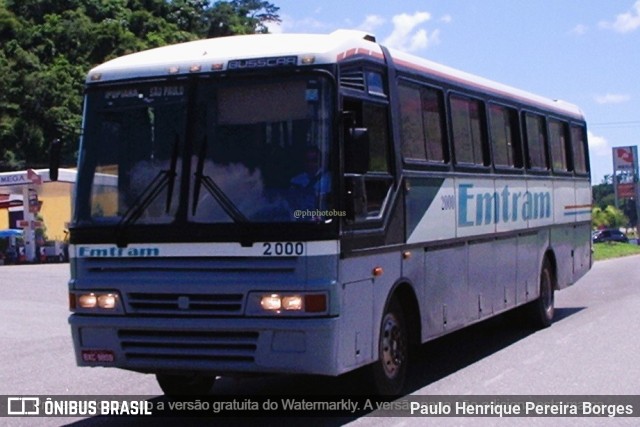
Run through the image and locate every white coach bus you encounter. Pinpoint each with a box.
[65,29,591,395]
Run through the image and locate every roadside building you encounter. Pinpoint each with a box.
[0,169,75,262]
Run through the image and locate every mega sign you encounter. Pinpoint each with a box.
[0,169,42,186]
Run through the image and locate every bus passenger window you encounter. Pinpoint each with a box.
[571,125,589,174]
[524,113,548,170]
[399,84,427,161]
[398,82,446,163]
[548,119,571,172]
[422,88,446,162]
[450,94,487,166]
[489,104,522,168]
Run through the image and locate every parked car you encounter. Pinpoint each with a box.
[592,229,629,243]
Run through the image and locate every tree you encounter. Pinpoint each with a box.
[605,205,629,228]
[205,0,281,38]
[0,0,280,171]
[592,181,614,209]
[167,0,210,34]
[592,205,629,229]
[592,207,607,229]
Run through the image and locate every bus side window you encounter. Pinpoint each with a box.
[450,94,488,166]
[571,125,589,175]
[548,119,571,172]
[524,113,549,170]
[488,104,522,168]
[398,83,427,161]
[344,99,393,220]
[398,82,446,163]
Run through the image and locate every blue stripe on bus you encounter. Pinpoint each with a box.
[564,210,591,216]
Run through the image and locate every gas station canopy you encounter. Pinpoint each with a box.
[0,229,23,238]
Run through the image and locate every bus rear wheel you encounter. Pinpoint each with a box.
[369,298,408,395]
[155,373,216,395]
[526,258,555,329]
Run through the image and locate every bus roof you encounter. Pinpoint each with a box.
[87,30,583,119]
[87,30,379,83]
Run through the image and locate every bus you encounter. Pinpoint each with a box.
[65,29,591,395]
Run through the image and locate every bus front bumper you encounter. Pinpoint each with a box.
[69,314,342,377]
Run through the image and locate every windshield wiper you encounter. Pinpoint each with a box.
[116,135,180,245]
[191,137,248,223]
[165,137,180,211]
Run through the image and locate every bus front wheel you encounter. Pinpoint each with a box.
[369,298,408,395]
[155,373,216,395]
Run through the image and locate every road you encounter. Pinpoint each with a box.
[1,255,639,426]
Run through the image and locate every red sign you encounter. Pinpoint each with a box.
[27,169,42,185]
[16,220,43,228]
[618,183,636,198]
[0,199,22,209]
[614,147,635,170]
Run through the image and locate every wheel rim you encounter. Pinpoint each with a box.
[380,312,405,379]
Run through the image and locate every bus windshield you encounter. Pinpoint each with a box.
[76,75,334,226]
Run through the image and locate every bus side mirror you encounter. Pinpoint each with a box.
[344,127,369,174]
[49,139,61,182]
[344,174,367,221]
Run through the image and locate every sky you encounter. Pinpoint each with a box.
[267,1,640,185]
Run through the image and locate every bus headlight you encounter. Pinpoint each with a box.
[70,291,123,313]
[77,293,97,308]
[247,292,327,316]
[97,294,117,309]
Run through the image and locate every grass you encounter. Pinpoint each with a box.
[592,241,640,261]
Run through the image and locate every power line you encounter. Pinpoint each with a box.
[590,120,640,128]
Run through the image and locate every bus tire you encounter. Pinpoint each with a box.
[156,373,216,395]
[527,257,555,329]
[369,297,408,395]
